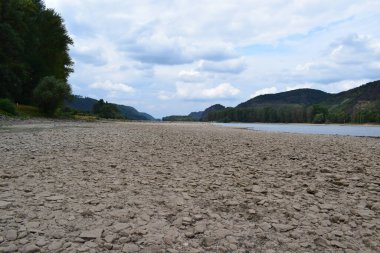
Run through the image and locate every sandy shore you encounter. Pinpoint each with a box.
[0,121,379,252]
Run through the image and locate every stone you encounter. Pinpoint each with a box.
[330,240,347,249]
[35,238,47,247]
[26,222,40,229]
[104,234,118,243]
[113,222,130,232]
[272,224,294,232]
[122,243,139,252]
[0,244,17,252]
[84,241,98,248]
[258,222,271,231]
[307,184,317,194]
[48,240,63,251]
[79,228,103,239]
[0,200,11,209]
[20,244,40,253]
[182,217,192,225]
[45,195,65,201]
[6,230,18,241]
[194,223,206,234]
[104,243,113,250]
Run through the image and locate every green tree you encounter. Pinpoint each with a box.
[33,76,72,115]
[92,99,123,119]
[0,0,73,104]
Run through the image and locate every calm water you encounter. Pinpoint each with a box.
[217,123,380,137]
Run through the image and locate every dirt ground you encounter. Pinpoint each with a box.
[0,120,379,253]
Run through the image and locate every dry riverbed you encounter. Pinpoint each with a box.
[0,120,379,253]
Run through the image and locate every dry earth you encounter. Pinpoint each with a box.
[0,120,379,253]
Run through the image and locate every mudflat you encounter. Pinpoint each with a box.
[0,120,379,252]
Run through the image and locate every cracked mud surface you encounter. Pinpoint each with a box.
[0,121,379,252]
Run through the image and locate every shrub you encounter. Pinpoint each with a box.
[33,76,72,116]
[0,98,17,115]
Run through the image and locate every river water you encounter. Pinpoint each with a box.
[217,123,380,137]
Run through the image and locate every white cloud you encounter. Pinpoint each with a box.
[251,87,277,98]
[89,80,135,93]
[197,58,247,74]
[175,82,240,100]
[286,83,313,91]
[178,70,203,83]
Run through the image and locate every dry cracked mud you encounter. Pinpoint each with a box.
[0,120,379,252]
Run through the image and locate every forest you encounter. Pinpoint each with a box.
[0,0,73,115]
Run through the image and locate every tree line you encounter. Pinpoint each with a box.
[205,104,380,123]
[0,0,73,114]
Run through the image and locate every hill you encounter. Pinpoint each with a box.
[237,89,331,108]
[205,80,380,123]
[65,95,155,120]
[164,104,226,121]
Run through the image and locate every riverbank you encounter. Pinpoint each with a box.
[0,121,379,252]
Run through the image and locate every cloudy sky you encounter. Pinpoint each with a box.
[45,0,380,118]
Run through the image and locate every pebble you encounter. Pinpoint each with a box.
[6,230,18,241]
[48,240,63,251]
[122,243,139,252]
[79,228,103,239]
[20,244,40,253]
[0,200,12,209]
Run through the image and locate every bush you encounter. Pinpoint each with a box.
[33,76,72,116]
[0,98,17,115]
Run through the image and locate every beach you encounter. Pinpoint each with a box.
[0,120,379,252]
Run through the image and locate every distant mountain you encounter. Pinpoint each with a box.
[65,95,155,120]
[204,81,380,123]
[188,111,203,120]
[200,104,226,120]
[163,104,226,122]
[237,89,331,108]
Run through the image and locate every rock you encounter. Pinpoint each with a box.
[306,184,317,194]
[194,222,206,234]
[0,200,11,209]
[122,243,139,252]
[113,222,130,232]
[26,222,40,229]
[0,236,3,243]
[35,238,48,247]
[330,240,347,249]
[182,217,192,225]
[202,237,216,247]
[0,244,17,252]
[258,222,271,231]
[45,195,65,201]
[272,224,294,232]
[20,244,40,253]
[79,228,103,239]
[84,241,98,248]
[104,243,113,250]
[48,240,63,251]
[104,234,118,243]
[6,230,18,241]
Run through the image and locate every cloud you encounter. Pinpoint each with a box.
[89,80,135,93]
[197,58,247,74]
[178,70,203,83]
[290,33,380,84]
[286,83,313,91]
[161,82,240,100]
[251,87,278,98]
[177,83,240,100]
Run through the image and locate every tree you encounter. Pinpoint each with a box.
[92,99,123,119]
[0,0,73,104]
[33,76,72,115]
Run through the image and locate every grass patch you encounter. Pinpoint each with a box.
[16,104,45,118]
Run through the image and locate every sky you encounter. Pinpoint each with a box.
[44,0,380,118]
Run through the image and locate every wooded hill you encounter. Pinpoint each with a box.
[65,96,155,120]
[165,80,380,123]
